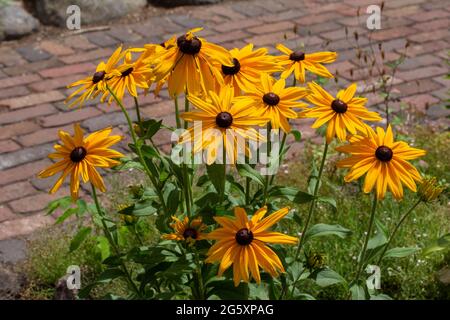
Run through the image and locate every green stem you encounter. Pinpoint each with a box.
[133,96,142,128]
[263,123,272,204]
[245,177,251,205]
[353,193,378,285]
[132,224,144,246]
[184,94,190,130]
[194,250,205,300]
[107,85,168,215]
[294,141,329,261]
[292,77,297,87]
[174,95,182,128]
[376,199,422,265]
[90,183,141,297]
[269,131,287,185]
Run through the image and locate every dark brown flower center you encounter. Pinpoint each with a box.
[375,146,393,162]
[331,99,348,113]
[215,112,233,128]
[235,228,254,245]
[92,71,105,84]
[160,42,166,48]
[289,50,305,61]
[70,146,87,163]
[221,58,241,75]
[121,67,134,77]
[177,35,202,55]
[263,92,280,106]
[183,227,198,240]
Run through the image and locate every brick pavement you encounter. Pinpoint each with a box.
[0,0,449,240]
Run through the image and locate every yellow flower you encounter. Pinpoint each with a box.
[214,43,282,95]
[206,207,298,287]
[151,27,233,97]
[275,44,337,83]
[103,48,152,103]
[300,82,382,143]
[162,216,207,243]
[38,124,124,200]
[65,46,124,108]
[336,125,426,200]
[180,85,268,165]
[233,73,309,133]
[418,177,445,202]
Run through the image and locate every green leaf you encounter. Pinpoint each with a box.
[268,186,314,204]
[315,269,346,287]
[290,130,302,142]
[69,227,91,252]
[350,284,367,300]
[46,196,72,215]
[55,208,78,224]
[96,236,111,262]
[422,233,450,256]
[304,223,352,241]
[383,247,420,259]
[317,196,337,209]
[207,279,249,300]
[142,119,162,139]
[236,164,265,186]
[141,144,159,158]
[97,268,125,283]
[206,163,226,195]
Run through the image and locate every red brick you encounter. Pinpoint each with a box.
[296,12,337,26]
[247,21,295,35]
[0,214,54,240]
[16,125,72,147]
[0,120,40,140]
[370,26,416,41]
[409,9,450,22]
[408,29,449,42]
[0,74,41,89]
[0,159,51,186]
[28,74,86,92]
[206,6,246,20]
[405,41,448,57]
[207,30,249,44]
[38,62,96,78]
[0,47,26,67]
[40,107,102,128]
[0,181,37,204]
[8,187,70,214]
[402,94,440,112]
[3,59,61,76]
[257,10,306,23]
[384,5,421,17]
[0,86,30,99]
[59,48,114,65]
[0,205,15,223]
[63,35,97,50]
[393,79,442,97]
[397,66,446,82]
[0,90,65,109]
[412,19,450,32]
[0,140,21,153]
[0,103,56,125]
[398,54,442,71]
[245,31,298,46]
[141,100,173,119]
[213,19,262,33]
[39,40,75,56]
[320,27,365,41]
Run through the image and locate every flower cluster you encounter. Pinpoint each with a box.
[38,27,430,292]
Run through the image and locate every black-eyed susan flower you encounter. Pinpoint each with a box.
[65,46,124,108]
[213,43,282,95]
[233,73,309,133]
[418,176,445,202]
[336,125,426,200]
[300,82,382,143]
[103,48,152,103]
[162,216,207,243]
[38,124,124,200]
[180,85,268,164]
[275,44,337,83]
[151,27,233,97]
[205,207,298,287]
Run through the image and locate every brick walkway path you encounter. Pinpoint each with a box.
[0,0,449,240]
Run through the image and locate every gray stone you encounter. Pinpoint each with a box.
[32,0,147,27]
[0,265,25,299]
[150,0,222,7]
[438,267,450,285]
[0,2,40,41]
[0,239,27,264]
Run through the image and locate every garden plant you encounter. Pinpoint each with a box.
[37,27,447,300]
